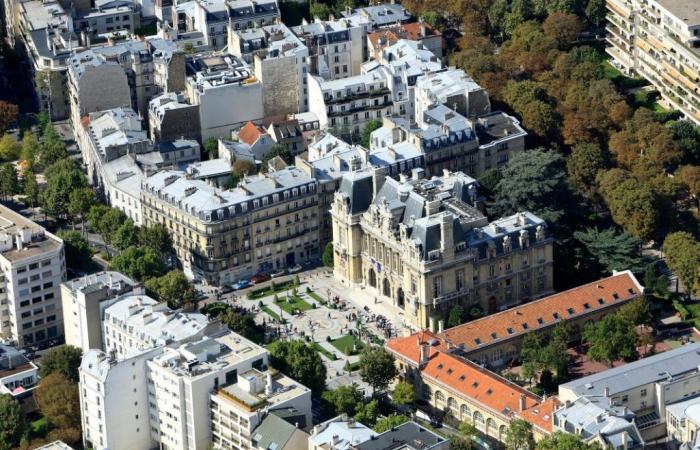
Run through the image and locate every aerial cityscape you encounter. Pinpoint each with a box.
[0,0,698,449]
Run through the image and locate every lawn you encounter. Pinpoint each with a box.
[248,280,296,299]
[601,60,622,80]
[29,416,48,438]
[276,295,313,314]
[331,335,365,355]
[308,291,325,304]
[261,305,284,322]
[313,343,337,360]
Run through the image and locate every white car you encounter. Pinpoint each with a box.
[287,265,302,273]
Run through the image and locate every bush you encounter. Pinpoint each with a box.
[674,300,690,321]
[306,286,311,293]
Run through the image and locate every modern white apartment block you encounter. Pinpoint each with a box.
[606,0,700,124]
[0,343,39,407]
[185,54,264,140]
[102,294,212,359]
[0,205,65,349]
[80,329,312,450]
[61,271,142,353]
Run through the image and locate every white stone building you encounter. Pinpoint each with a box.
[0,205,65,349]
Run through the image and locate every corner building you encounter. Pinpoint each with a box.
[330,168,553,329]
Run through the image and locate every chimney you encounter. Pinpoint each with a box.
[437,320,444,333]
[519,394,527,412]
[604,386,610,397]
[14,234,22,251]
[372,167,386,197]
[429,316,436,333]
[265,372,273,395]
[419,342,428,364]
[440,214,454,259]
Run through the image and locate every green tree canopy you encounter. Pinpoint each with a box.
[504,419,535,450]
[35,373,81,430]
[537,431,601,450]
[322,384,363,416]
[21,168,39,207]
[359,347,397,395]
[221,309,264,343]
[109,246,165,281]
[353,399,380,427]
[573,227,643,275]
[0,135,20,161]
[67,187,95,229]
[0,163,19,200]
[583,313,637,366]
[0,394,25,449]
[491,148,570,224]
[663,232,700,296]
[139,223,174,259]
[566,142,609,199]
[361,119,383,148]
[391,381,416,407]
[268,340,326,392]
[41,160,87,219]
[57,230,92,271]
[112,219,141,251]
[145,270,197,309]
[39,345,83,383]
[373,414,409,433]
[322,242,334,268]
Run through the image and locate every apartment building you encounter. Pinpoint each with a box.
[185,54,264,140]
[438,271,644,368]
[0,343,39,410]
[148,92,202,142]
[307,69,394,134]
[606,0,700,124]
[292,18,366,81]
[61,271,142,352]
[0,205,65,349]
[141,166,319,285]
[387,332,557,444]
[78,107,200,224]
[340,3,411,29]
[102,295,213,359]
[330,168,553,329]
[174,0,279,50]
[367,21,443,60]
[228,23,309,115]
[80,328,311,450]
[558,342,700,444]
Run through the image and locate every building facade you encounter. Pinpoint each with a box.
[330,169,553,329]
[605,0,700,124]
[141,167,319,285]
[0,205,65,349]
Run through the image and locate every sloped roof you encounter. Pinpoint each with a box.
[238,121,267,146]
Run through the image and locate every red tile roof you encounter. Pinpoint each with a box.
[423,351,541,417]
[238,121,267,146]
[386,330,446,364]
[367,22,441,52]
[519,397,560,432]
[440,271,643,351]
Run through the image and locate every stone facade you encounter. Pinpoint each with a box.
[331,168,553,329]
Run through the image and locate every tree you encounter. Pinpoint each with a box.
[0,101,18,134]
[0,135,20,161]
[361,119,383,148]
[322,384,363,416]
[537,432,601,450]
[504,419,535,450]
[374,414,409,433]
[87,206,126,248]
[391,381,415,407]
[67,187,95,231]
[448,305,465,328]
[663,232,700,296]
[599,177,660,241]
[268,340,326,392]
[20,133,40,166]
[0,163,18,200]
[643,262,669,299]
[35,373,81,430]
[359,347,397,395]
[38,138,68,169]
[232,159,256,178]
[261,144,292,172]
[309,1,331,19]
[353,399,379,427]
[477,168,502,199]
[58,230,92,271]
[139,223,174,259]
[566,142,608,199]
[573,227,643,275]
[617,298,651,326]
[585,0,606,27]
[449,437,473,450]
[0,394,25,449]
[678,165,700,208]
[543,12,582,49]
[39,345,83,383]
[145,270,197,309]
[203,137,218,160]
[491,149,570,224]
[322,242,334,268]
[220,309,264,343]
[112,219,141,251]
[22,168,39,207]
[583,314,637,366]
[41,160,87,219]
[109,246,165,281]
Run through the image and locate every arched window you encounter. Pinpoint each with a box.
[435,391,445,402]
[473,411,484,428]
[460,404,471,419]
[447,397,458,410]
[486,419,497,437]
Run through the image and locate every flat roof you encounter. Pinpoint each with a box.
[355,422,445,450]
[0,205,62,262]
[655,0,700,26]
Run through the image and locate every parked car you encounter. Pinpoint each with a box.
[288,265,302,274]
[232,279,251,290]
[251,273,271,284]
[219,285,233,294]
[270,270,286,278]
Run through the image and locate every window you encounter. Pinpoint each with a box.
[433,276,442,298]
[456,270,464,291]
